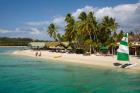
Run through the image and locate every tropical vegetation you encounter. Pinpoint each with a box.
[47,11,140,54]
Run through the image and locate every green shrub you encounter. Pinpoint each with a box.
[75,48,84,54]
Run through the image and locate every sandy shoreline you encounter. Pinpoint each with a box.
[12,50,140,71]
[0,46,27,48]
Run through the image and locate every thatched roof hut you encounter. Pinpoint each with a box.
[28,42,46,49]
[28,41,70,50]
[46,42,69,49]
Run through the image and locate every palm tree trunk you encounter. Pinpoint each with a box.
[90,45,92,53]
[89,34,92,54]
[135,47,137,56]
[93,47,96,54]
[112,47,114,55]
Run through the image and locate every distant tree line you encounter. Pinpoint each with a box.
[0,37,46,46]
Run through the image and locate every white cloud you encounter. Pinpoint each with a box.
[29,28,41,35]
[27,21,49,26]
[25,16,65,34]
[95,3,140,31]
[26,16,65,28]
[0,27,46,39]
[95,3,139,22]
[0,28,12,33]
[72,5,96,19]
[15,26,43,35]
[51,16,65,28]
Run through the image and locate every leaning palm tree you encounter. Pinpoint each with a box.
[47,23,58,41]
[57,33,62,42]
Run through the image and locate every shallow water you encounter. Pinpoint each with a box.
[0,47,140,93]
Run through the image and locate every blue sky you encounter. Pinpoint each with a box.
[0,0,139,40]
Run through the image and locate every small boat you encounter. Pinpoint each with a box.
[114,33,137,68]
[53,55,62,58]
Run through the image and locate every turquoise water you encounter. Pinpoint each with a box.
[0,48,140,93]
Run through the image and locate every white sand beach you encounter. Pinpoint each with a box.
[13,50,140,71]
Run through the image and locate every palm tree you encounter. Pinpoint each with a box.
[107,32,118,55]
[77,11,97,53]
[117,30,124,42]
[47,23,58,41]
[98,16,118,45]
[57,33,62,42]
[102,16,118,33]
[65,13,76,42]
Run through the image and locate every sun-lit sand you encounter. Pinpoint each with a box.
[13,50,140,71]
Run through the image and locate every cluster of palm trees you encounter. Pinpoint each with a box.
[47,11,127,54]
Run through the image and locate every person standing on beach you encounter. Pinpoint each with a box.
[38,51,41,57]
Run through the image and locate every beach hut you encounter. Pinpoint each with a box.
[46,42,60,49]
[45,42,68,52]
[117,41,140,56]
[46,42,69,48]
[67,46,72,50]
[61,42,69,48]
[131,42,140,56]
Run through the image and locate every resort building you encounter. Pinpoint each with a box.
[116,42,140,56]
[28,41,140,55]
[130,42,140,56]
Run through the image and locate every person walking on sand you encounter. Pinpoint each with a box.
[35,51,38,57]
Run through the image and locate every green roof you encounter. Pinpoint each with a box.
[100,46,108,50]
